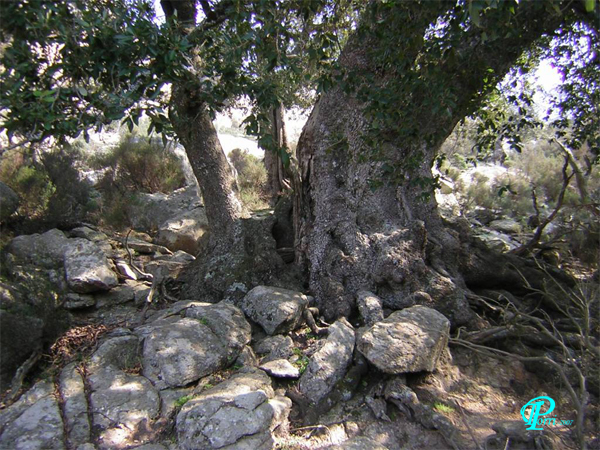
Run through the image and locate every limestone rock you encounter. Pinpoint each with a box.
[6,229,70,269]
[69,226,112,255]
[126,237,171,255]
[128,185,202,233]
[260,359,300,379]
[0,181,19,221]
[114,260,139,280]
[474,228,520,252]
[328,437,389,450]
[154,250,195,264]
[59,363,91,448]
[241,286,309,335]
[298,318,355,404]
[356,291,384,327]
[140,303,251,389]
[63,293,96,310]
[176,368,291,450]
[489,218,522,234]
[254,335,294,363]
[0,381,65,450]
[94,280,150,308]
[184,302,252,362]
[156,208,208,254]
[357,305,450,374]
[235,346,259,368]
[89,367,160,449]
[64,239,118,293]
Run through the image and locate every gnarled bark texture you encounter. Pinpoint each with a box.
[295,1,566,324]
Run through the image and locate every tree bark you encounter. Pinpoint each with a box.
[295,1,566,323]
[161,0,243,248]
[169,85,243,248]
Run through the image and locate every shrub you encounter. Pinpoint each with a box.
[228,148,268,210]
[92,136,186,194]
[91,135,186,229]
[0,145,94,225]
[6,164,55,219]
[41,146,97,225]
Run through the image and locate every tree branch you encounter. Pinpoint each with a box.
[511,156,573,256]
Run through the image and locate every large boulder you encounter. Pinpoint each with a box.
[357,305,450,374]
[0,181,19,221]
[64,238,118,293]
[139,302,251,389]
[0,381,66,450]
[127,185,203,232]
[89,367,160,449]
[156,208,208,254]
[241,286,309,335]
[5,229,70,269]
[298,318,356,404]
[176,368,291,450]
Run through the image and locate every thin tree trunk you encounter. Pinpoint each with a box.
[162,0,243,248]
[169,85,243,247]
[265,103,292,200]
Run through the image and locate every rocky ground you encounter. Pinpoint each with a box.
[0,184,593,450]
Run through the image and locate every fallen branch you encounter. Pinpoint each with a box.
[4,347,42,406]
[124,229,154,282]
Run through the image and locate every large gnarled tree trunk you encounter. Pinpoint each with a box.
[295,1,566,324]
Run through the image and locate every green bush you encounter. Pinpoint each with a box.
[91,135,186,229]
[8,164,55,218]
[92,136,186,194]
[0,146,94,225]
[228,148,268,210]
[41,146,97,225]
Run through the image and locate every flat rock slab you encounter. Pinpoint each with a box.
[298,318,355,404]
[328,436,389,450]
[357,305,450,374]
[241,286,309,335]
[89,367,160,450]
[176,368,291,450]
[59,363,91,448]
[64,238,118,293]
[126,237,171,255]
[0,381,66,450]
[140,302,251,389]
[260,359,300,379]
